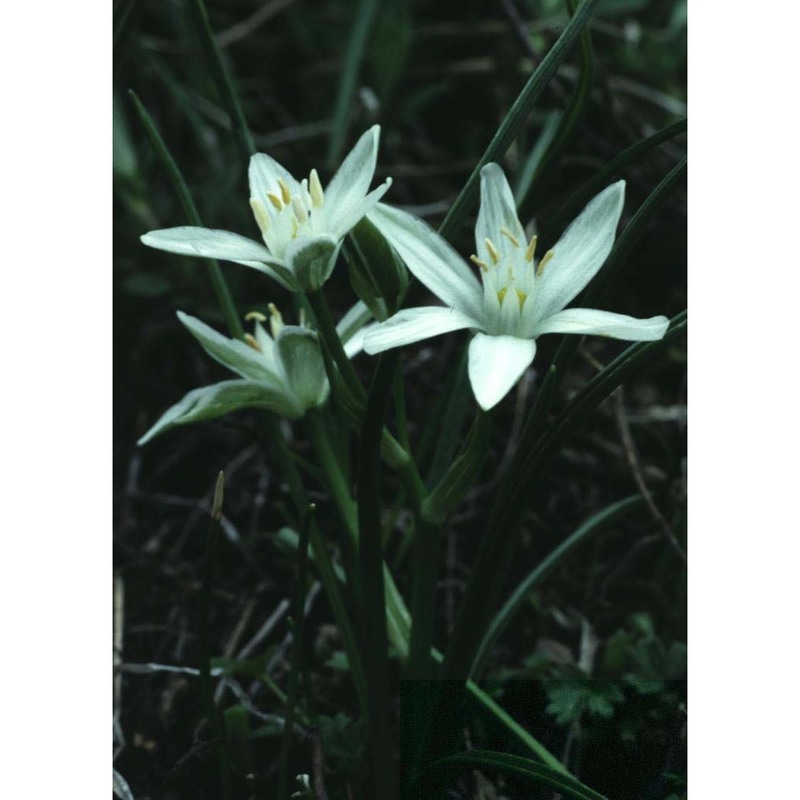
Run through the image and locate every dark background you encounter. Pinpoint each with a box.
[113,1,686,797]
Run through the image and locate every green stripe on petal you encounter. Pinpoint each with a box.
[274,327,330,410]
[137,379,304,445]
[284,234,340,292]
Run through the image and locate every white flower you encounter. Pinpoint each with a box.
[138,302,373,444]
[364,163,669,410]
[140,126,392,293]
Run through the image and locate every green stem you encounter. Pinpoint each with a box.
[187,0,256,162]
[128,90,243,340]
[199,472,232,800]
[263,415,370,714]
[278,504,314,800]
[407,518,441,679]
[306,290,426,508]
[357,352,400,800]
[438,0,600,241]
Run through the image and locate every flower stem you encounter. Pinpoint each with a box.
[357,352,400,800]
[199,472,232,800]
[278,504,315,800]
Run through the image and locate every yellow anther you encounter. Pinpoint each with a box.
[291,218,299,238]
[243,333,263,352]
[536,248,555,276]
[515,289,528,309]
[309,168,324,208]
[278,178,292,205]
[249,199,271,233]
[470,254,489,272]
[267,192,283,211]
[245,311,267,322]
[497,287,508,305]
[524,235,538,263]
[485,238,500,265]
[292,196,308,224]
[268,302,284,338]
[500,226,520,247]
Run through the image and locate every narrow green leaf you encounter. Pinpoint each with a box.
[438,0,600,241]
[326,0,380,166]
[128,90,243,340]
[186,0,256,162]
[472,495,643,676]
[549,117,687,234]
[423,750,609,800]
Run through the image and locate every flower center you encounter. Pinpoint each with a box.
[470,230,555,313]
[249,169,326,247]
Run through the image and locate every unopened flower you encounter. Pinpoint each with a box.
[364,163,669,410]
[140,126,392,293]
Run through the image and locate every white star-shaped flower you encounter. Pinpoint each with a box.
[364,163,669,410]
[138,301,374,444]
[140,126,392,293]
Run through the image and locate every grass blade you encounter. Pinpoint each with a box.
[423,750,609,800]
[326,0,380,166]
[548,117,687,234]
[186,0,256,162]
[471,495,643,676]
[438,0,600,241]
[128,90,244,340]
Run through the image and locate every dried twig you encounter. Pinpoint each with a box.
[614,389,686,562]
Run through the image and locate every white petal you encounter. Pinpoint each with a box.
[141,227,273,263]
[137,379,303,444]
[248,153,300,202]
[533,308,670,341]
[468,332,536,411]
[363,306,478,354]
[332,178,393,237]
[325,125,381,216]
[532,181,626,321]
[177,311,282,387]
[336,299,373,342]
[368,203,484,320]
[475,163,524,263]
[343,321,380,358]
